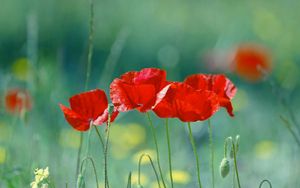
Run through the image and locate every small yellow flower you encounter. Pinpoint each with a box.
[30,167,50,188]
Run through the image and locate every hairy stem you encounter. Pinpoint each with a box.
[76,0,95,179]
[138,154,161,188]
[146,112,167,188]
[94,126,105,152]
[75,133,84,178]
[259,179,272,188]
[80,157,99,188]
[104,116,111,188]
[231,142,241,188]
[165,119,173,188]
[187,122,202,188]
[208,119,215,188]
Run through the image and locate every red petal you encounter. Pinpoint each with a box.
[69,89,108,120]
[233,43,272,82]
[5,89,32,113]
[184,74,237,116]
[59,104,90,131]
[110,68,169,112]
[153,83,219,122]
[93,108,119,125]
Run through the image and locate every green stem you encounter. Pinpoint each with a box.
[138,154,161,188]
[208,119,215,188]
[104,116,111,188]
[187,122,202,188]
[80,157,99,188]
[85,0,94,91]
[165,119,174,188]
[127,172,132,188]
[75,0,95,180]
[75,133,84,178]
[146,112,167,188]
[94,126,105,152]
[259,179,272,188]
[231,142,241,188]
[232,169,236,188]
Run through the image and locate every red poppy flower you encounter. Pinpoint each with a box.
[233,43,272,82]
[59,89,118,131]
[5,88,32,114]
[153,82,219,122]
[184,74,237,117]
[110,68,169,112]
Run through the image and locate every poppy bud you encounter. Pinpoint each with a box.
[76,174,85,188]
[108,104,114,116]
[219,158,230,178]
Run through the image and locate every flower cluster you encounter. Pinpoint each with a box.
[30,167,50,188]
[60,68,236,130]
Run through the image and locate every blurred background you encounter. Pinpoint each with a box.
[1,0,300,187]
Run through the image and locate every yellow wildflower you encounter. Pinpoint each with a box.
[30,167,50,188]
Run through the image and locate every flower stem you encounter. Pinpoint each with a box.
[127,172,132,188]
[187,122,202,188]
[138,154,161,188]
[94,126,105,152]
[208,119,215,188]
[231,142,241,188]
[75,133,83,178]
[76,0,95,180]
[259,179,272,188]
[104,118,111,188]
[165,119,174,188]
[80,157,99,188]
[85,0,94,92]
[146,112,167,188]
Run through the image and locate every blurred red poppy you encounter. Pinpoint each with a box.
[153,82,219,122]
[5,88,32,114]
[59,89,118,131]
[184,74,237,116]
[233,43,271,82]
[110,68,169,112]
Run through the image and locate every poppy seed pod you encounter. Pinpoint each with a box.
[108,104,114,116]
[219,158,230,178]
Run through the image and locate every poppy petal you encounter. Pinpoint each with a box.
[233,43,271,82]
[5,89,32,113]
[153,83,219,122]
[110,68,169,112]
[184,74,237,116]
[69,89,108,120]
[59,104,90,131]
[93,108,119,125]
